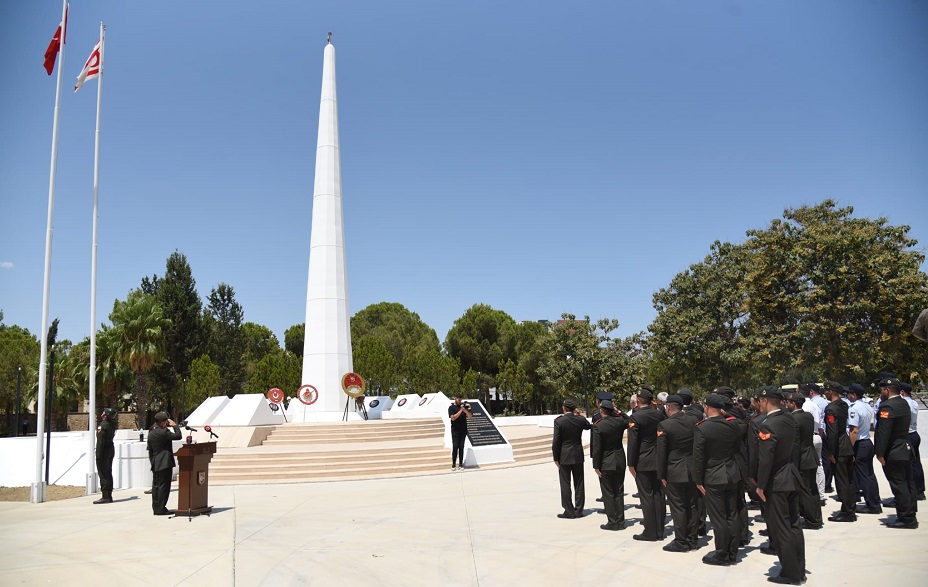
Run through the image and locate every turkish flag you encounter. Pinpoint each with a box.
[43,5,68,75]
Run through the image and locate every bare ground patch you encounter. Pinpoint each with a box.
[0,485,86,502]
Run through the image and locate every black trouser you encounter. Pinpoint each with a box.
[558,462,585,516]
[635,470,665,539]
[451,430,466,467]
[704,483,739,561]
[832,455,856,515]
[598,469,625,526]
[151,468,172,514]
[821,445,833,489]
[695,491,707,533]
[666,481,697,548]
[95,445,114,497]
[736,481,749,541]
[884,459,918,524]
[766,488,806,582]
[852,439,881,509]
[799,468,822,525]
[910,432,925,494]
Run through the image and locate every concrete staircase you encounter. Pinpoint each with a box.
[209,420,555,485]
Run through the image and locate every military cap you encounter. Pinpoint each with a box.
[596,391,613,401]
[847,383,867,397]
[637,387,654,401]
[600,400,615,411]
[154,411,170,422]
[665,394,684,407]
[563,399,577,410]
[704,394,727,409]
[806,383,821,392]
[785,391,804,403]
[714,386,735,397]
[879,378,901,389]
[900,382,912,394]
[759,388,784,401]
[102,407,118,420]
[677,387,693,398]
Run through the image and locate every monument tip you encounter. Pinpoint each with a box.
[327,32,332,44]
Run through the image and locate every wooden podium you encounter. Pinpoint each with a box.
[174,441,216,518]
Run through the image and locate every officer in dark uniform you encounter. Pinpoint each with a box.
[627,386,666,541]
[591,391,614,425]
[823,381,856,522]
[591,399,628,530]
[715,386,751,545]
[657,394,698,552]
[678,387,708,536]
[754,388,806,585]
[693,393,742,566]
[93,407,117,504]
[148,411,181,516]
[875,378,919,528]
[552,399,590,519]
[785,392,822,529]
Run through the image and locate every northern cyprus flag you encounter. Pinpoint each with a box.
[74,38,102,92]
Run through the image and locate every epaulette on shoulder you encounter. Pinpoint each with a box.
[695,419,706,426]
[725,416,737,421]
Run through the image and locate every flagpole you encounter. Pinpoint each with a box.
[87,22,105,496]
[33,0,69,504]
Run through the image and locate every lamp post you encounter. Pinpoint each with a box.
[181,377,186,422]
[15,366,21,437]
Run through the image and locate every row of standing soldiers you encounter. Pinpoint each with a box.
[553,377,919,586]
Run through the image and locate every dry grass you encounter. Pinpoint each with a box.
[0,485,86,502]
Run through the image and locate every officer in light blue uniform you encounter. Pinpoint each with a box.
[847,383,881,513]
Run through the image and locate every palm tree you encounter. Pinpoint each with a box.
[109,291,171,428]
[96,326,135,411]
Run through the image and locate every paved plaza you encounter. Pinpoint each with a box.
[1,456,926,587]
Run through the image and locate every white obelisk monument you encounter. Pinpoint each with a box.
[292,34,354,422]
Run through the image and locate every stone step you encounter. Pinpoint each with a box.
[212,450,449,470]
[263,430,442,444]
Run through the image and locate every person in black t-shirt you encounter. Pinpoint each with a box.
[449,395,472,470]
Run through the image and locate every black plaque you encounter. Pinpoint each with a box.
[465,401,508,447]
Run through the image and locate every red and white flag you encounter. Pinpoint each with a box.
[43,3,68,75]
[74,39,102,92]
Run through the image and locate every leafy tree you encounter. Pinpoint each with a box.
[245,352,301,397]
[741,201,928,383]
[144,252,208,412]
[109,291,170,427]
[186,354,220,413]
[647,200,928,388]
[95,325,134,411]
[206,284,247,397]
[352,335,399,396]
[508,320,555,413]
[284,323,305,357]
[444,304,517,401]
[399,348,460,396]
[351,302,440,365]
[496,358,532,410]
[600,333,648,406]
[0,322,40,432]
[243,322,281,362]
[537,314,620,415]
[647,241,750,392]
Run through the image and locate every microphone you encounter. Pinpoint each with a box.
[204,425,219,440]
[180,420,198,432]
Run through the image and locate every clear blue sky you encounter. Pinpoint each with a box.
[1,0,926,348]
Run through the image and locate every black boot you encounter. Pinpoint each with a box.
[93,492,113,504]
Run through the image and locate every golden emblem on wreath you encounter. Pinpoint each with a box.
[341,372,366,398]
